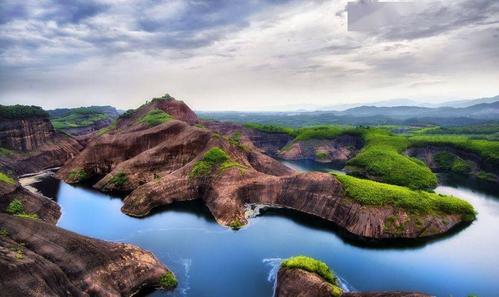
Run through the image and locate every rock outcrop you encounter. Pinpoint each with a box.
[278,135,363,164]
[0,114,83,175]
[275,265,430,297]
[0,213,171,297]
[58,98,471,240]
[406,145,498,183]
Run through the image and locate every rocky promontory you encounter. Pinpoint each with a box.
[275,256,430,297]
[0,213,172,296]
[58,96,475,240]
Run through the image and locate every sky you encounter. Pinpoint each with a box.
[0,0,498,111]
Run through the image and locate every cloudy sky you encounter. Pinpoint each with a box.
[0,0,498,111]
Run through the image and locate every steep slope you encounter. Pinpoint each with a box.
[0,105,83,175]
[59,97,474,240]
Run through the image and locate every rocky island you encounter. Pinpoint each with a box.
[58,95,475,240]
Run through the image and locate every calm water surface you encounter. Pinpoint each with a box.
[25,161,499,297]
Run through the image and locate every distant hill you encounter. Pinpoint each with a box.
[200,100,499,127]
[436,95,499,108]
[48,106,121,136]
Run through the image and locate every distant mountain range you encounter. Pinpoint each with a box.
[251,95,499,112]
[200,98,499,127]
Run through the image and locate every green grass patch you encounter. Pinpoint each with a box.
[335,174,476,221]
[0,227,8,237]
[0,172,16,185]
[159,271,177,288]
[281,256,338,285]
[51,109,109,130]
[109,171,128,187]
[67,168,88,183]
[138,109,172,126]
[190,147,246,178]
[347,144,437,190]
[15,213,39,220]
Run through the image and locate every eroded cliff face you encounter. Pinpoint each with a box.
[0,214,170,297]
[0,118,55,151]
[0,117,83,175]
[275,267,430,297]
[58,99,467,240]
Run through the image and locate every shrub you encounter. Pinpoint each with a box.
[281,256,337,285]
[159,271,177,288]
[228,217,244,230]
[315,151,328,160]
[0,172,15,185]
[0,147,13,157]
[6,199,24,215]
[0,227,8,237]
[68,168,87,183]
[109,172,128,187]
[118,109,135,119]
[334,174,476,221]
[190,147,246,178]
[138,109,172,126]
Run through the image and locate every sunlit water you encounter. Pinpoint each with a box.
[24,161,499,297]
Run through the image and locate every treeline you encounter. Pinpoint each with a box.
[0,104,49,119]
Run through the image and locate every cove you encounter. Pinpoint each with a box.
[24,161,499,297]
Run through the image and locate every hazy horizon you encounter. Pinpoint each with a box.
[1,0,498,111]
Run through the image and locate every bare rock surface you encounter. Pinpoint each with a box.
[0,213,170,297]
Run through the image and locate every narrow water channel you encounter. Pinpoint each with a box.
[22,161,499,297]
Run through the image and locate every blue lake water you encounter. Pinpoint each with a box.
[26,161,499,297]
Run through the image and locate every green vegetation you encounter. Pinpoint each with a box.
[96,120,117,136]
[434,152,473,174]
[0,104,48,119]
[0,227,8,237]
[477,171,496,182]
[138,109,173,126]
[6,199,24,215]
[243,123,295,135]
[228,218,244,230]
[109,171,128,187]
[10,243,25,260]
[51,107,109,130]
[118,109,135,119]
[190,147,246,178]
[159,271,177,288]
[335,174,476,221]
[0,147,13,157]
[281,256,338,285]
[67,168,88,183]
[195,123,205,129]
[315,151,328,160]
[0,171,16,185]
[5,199,39,220]
[409,135,499,168]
